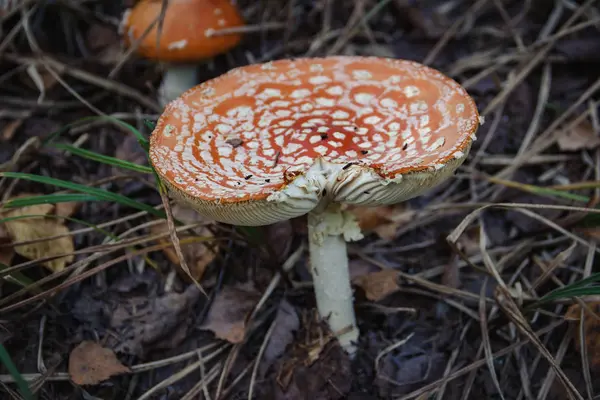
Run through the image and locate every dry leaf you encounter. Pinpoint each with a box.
[200,282,261,343]
[565,301,600,369]
[68,341,130,385]
[455,224,481,257]
[0,224,14,266]
[557,120,600,151]
[2,201,74,272]
[151,204,217,282]
[2,119,23,141]
[352,269,400,301]
[348,204,412,240]
[107,284,202,357]
[54,201,80,219]
[263,300,300,368]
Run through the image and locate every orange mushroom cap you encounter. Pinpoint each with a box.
[149,56,481,225]
[121,0,245,62]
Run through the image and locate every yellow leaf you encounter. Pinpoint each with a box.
[2,200,74,272]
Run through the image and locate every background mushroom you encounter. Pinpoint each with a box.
[148,56,481,355]
[120,0,245,106]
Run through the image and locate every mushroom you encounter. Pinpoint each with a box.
[148,56,481,355]
[120,0,245,106]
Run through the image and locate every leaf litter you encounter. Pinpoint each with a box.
[1,197,76,272]
[150,203,218,282]
[68,341,131,386]
[199,281,262,344]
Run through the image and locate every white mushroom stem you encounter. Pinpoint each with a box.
[307,202,363,356]
[158,64,198,106]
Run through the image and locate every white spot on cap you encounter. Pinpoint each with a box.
[227,106,253,119]
[410,102,427,115]
[259,88,281,98]
[404,85,420,98]
[202,87,215,97]
[381,98,397,108]
[309,135,321,144]
[333,132,345,140]
[352,70,372,79]
[388,122,401,130]
[291,89,311,98]
[314,145,328,155]
[456,103,465,113]
[316,97,335,107]
[282,143,302,154]
[167,39,187,50]
[309,76,331,85]
[354,93,374,105]
[332,110,349,119]
[364,116,381,125]
[218,146,233,156]
[346,150,358,157]
[278,119,294,127]
[163,124,175,137]
[326,86,344,96]
[218,19,226,27]
[275,110,292,117]
[426,137,445,151]
[310,64,324,72]
[214,8,223,15]
[216,123,232,134]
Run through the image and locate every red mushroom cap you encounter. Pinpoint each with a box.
[149,56,480,225]
[121,0,245,62]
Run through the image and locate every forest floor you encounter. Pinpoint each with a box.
[1,0,600,399]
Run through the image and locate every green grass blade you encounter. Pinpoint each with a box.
[50,143,153,174]
[2,194,97,208]
[144,119,157,131]
[0,344,35,400]
[0,172,165,219]
[529,273,600,308]
[0,262,37,289]
[487,176,590,203]
[43,116,149,151]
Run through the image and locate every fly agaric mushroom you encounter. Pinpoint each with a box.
[120,0,245,105]
[148,56,481,355]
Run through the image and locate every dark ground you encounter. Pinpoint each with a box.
[1,0,600,399]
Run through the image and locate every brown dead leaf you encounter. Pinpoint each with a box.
[348,204,412,240]
[455,224,481,257]
[200,281,261,343]
[2,201,74,272]
[352,269,401,302]
[557,120,600,151]
[2,119,23,141]
[107,284,201,357]
[565,301,600,369]
[151,204,218,282]
[68,341,130,385]
[263,300,300,369]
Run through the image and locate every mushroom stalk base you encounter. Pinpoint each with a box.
[158,64,198,106]
[307,203,363,357]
